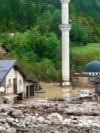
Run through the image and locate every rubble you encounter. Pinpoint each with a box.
[0,97,99,133]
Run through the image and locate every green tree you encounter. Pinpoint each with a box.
[70,21,89,45]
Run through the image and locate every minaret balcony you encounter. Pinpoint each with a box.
[60,0,70,3]
[59,24,71,30]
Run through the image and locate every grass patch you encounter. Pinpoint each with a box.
[71,43,100,54]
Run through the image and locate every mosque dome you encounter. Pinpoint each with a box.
[84,61,100,72]
[83,60,100,76]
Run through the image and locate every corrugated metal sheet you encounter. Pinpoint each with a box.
[0,60,16,81]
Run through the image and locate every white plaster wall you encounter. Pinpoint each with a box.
[5,68,24,94]
[16,71,24,93]
[5,68,16,94]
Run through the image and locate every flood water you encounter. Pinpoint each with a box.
[33,82,71,99]
[33,82,95,99]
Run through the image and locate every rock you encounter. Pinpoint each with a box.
[37,116,45,123]
[14,118,19,123]
[2,113,8,117]
[28,124,37,128]
[92,122,99,127]
[11,109,22,118]
[31,116,37,124]
[87,120,92,124]
[35,112,39,116]
[0,126,6,132]
[63,118,71,125]
[7,128,16,133]
[24,120,30,126]
[47,113,63,125]
[19,122,26,128]
[81,121,90,127]
[0,118,6,123]
[44,119,51,125]
[12,121,20,127]
[6,117,14,123]
[4,123,10,129]
[91,128,100,133]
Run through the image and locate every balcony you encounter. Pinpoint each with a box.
[59,24,71,31]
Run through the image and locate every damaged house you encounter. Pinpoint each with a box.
[0,60,36,103]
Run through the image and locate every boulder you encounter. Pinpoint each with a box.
[47,113,63,125]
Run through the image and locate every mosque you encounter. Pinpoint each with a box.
[72,60,100,94]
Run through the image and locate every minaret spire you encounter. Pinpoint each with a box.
[60,0,71,86]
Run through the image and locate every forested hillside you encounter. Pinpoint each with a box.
[0,0,100,42]
[0,0,100,81]
[70,0,100,43]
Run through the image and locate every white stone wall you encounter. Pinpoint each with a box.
[16,71,24,93]
[5,68,16,94]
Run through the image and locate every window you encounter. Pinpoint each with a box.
[8,79,11,86]
[19,79,22,85]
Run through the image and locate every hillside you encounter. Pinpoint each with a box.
[0,0,100,81]
[0,0,99,42]
[71,0,100,23]
[70,43,100,72]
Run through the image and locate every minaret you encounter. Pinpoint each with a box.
[60,0,71,86]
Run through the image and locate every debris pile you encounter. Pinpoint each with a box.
[0,97,99,133]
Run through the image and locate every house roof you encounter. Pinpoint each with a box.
[0,60,16,81]
[14,65,37,83]
[14,65,26,78]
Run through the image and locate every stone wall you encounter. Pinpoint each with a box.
[72,76,94,87]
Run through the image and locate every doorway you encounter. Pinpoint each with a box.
[13,78,17,94]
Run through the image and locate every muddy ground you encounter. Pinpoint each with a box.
[18,82,99,133]
[17,96,100,133]
[0,82,99,133]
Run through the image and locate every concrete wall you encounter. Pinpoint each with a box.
[72,76,94,87]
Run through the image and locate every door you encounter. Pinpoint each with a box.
[26,86,28,98]
[13,78,17,94]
